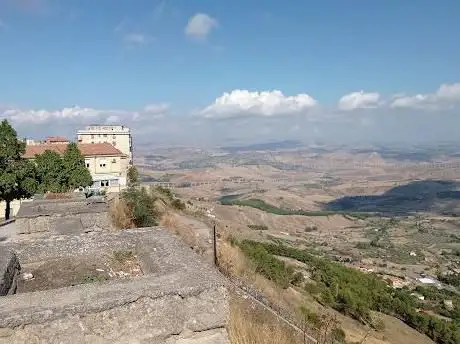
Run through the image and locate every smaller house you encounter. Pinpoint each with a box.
[386,276,410,289]
[417,277,438,285]
[444,300,454,310]
[411,292,425,301]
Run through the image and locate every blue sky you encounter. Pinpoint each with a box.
[1,0,460,146]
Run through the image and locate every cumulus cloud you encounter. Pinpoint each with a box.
[0,102,174,143]
[391,83,460,110]
[185,13,218,40]
[198,89,318,119]
[2,106,104,123]
[0,103,170,125]
[338,91,381,111]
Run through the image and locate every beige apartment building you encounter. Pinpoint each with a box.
[77,125,133,165]
[24,142,129,193]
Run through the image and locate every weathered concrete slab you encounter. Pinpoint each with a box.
[0,228,230,343]
[16,198,107,218]
[15,197,112,235]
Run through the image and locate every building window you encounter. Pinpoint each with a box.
[91,141,94,144]
[86,163,90,168]
[112,158,117,163]
[103,134,107,137]
[100,180,109,187]
[112,135,116,139]
[99,162,106,168]
[112,141,116,146]
[91,134,94,139]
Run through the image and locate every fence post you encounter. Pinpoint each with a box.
[213,224,218,267]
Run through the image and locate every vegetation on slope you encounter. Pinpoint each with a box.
[235,239,460,344]
[219,196,373,218]
[111,166,187,228]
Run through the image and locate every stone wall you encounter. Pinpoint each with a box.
[0,228,230,343]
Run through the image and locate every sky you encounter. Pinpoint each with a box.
[1,0,460,147]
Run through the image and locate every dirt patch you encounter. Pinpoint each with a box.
[16,250,143,293]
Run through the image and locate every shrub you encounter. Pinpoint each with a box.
[331,327,346,343]
[356,242,371,249]
[122,186,160,227]
[290,271,304,286]
[304,225,318,232]
[248,224,269,231]
[171,198,186,211]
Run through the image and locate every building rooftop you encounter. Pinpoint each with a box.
[77,125,130,133]
[24,142,125,159]
[44,136,69,143]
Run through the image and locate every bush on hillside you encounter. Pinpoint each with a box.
[237,240,460,344]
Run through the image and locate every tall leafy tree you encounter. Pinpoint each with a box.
[0,120,38,219]
[35,150,67,193]
[62,143,92,190]
[35,143,93,193]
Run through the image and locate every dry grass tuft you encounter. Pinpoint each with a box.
[218,240,249,277]
[109,197,135,229]
[228,295,301,344]
[44,192,73,199]
[160,211,178,229]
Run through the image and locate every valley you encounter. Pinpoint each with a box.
[137,142,460,344]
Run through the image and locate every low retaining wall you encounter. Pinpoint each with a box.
[15,197,113,235]
[16,212,112,235]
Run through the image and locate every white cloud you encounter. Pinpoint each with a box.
[105,115,120,124]
[338,91,381,111]
[0,103,170,124]
[2,106,104,123]
[144,103,169,115]
[139,103,169,120]
[122,33,150,46]
[198,89,318,119]
[391,83,460,110]
[185,13,218,40]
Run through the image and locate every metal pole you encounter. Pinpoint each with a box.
[213,224,218,267]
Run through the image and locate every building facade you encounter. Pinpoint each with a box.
[77,125,133,165]
[24,142,129,193]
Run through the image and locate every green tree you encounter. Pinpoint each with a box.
[127,165,140,187]
[0,120,38,219]
[35,143,92,193]
[35,150,67,193]
[63,143,92,190]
